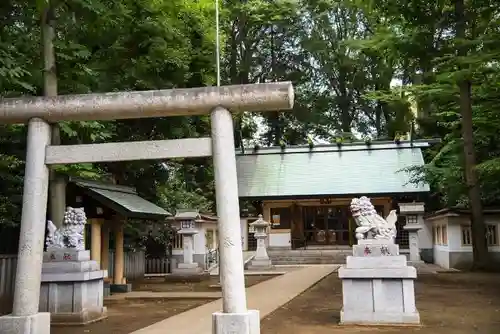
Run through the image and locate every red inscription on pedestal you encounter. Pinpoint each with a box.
[363,246,371,255]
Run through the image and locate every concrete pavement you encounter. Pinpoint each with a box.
[131,264,339,334]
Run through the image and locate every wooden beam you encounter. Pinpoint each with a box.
[45,138,212,165]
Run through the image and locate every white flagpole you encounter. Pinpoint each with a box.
[215,0,221,87]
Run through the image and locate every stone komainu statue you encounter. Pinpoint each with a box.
[46,207,87,251]
[350,196,397,242]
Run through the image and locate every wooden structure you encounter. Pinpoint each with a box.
[66,178,170,290]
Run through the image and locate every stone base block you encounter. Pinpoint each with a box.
[212,310,260,334]
[167,268,209,283]
[172,264,204,275]
[340,308,420,325]
[358,239,395,245]
[42,260,100,273]
[0,312,50,334]
[110,283,132,293]
[178,262,199,270]
[346,255,407,269]
[103,282,111,297]
[247,259,273,271]
[41,270,107,282]
[407,260,425,266]
[40,276,107,325]
[50,307,108,326]
[339,274,419,325]
[338,266,417,279]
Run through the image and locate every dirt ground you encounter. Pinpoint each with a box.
[51,275,277,334]
[261,272,500,334]
[51,298,211,334]
[132,274,277,292]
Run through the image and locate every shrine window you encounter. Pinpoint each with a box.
[270,207,292,229]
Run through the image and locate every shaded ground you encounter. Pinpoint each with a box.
[132,274,277,292]
[261,272,500,334]
[51,298,211,334]
[51,274,278,334]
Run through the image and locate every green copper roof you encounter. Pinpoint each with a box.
[72,179,171,219]
[236,141,430,199]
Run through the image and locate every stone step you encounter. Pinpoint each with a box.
[271,258,348,264]
[269,254,349,258]
[269,254,351,259]
[270,257,347,262]
[268,252,351,256]
[273,259,340,265]
[268,250,350,265]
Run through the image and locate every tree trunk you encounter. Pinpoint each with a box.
[42,1,66,228]
[455,0,490,270]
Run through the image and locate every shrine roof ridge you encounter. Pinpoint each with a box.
[237,138,440,156]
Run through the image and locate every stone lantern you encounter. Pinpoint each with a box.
[399,202,426,264]
[248,215,273,270]
[171,209,204,277]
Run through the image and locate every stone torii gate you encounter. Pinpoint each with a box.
[0,82,294,334]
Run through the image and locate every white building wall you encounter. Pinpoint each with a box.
[269,232,291,249]
[447,222,462,252]
[418,217,433,250]
[193,223,206,255]
[433,245,450,268]
[427,213,500,269]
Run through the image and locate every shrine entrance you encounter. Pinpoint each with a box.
[303,206,352,246]
[302,204,386,246]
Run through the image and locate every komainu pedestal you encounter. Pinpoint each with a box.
[339,196,420,325]
[40,250,107,325]
[339,240,420,325]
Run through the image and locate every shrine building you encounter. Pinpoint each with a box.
[236,139,437,261]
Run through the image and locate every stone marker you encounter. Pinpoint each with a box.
[338,196,420,325]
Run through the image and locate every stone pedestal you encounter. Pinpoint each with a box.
[212,309,260,334]
[247,215,273,271]
[338,240,420,325]
[40,249,108,325]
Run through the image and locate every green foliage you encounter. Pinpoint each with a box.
[0,0,218,226]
